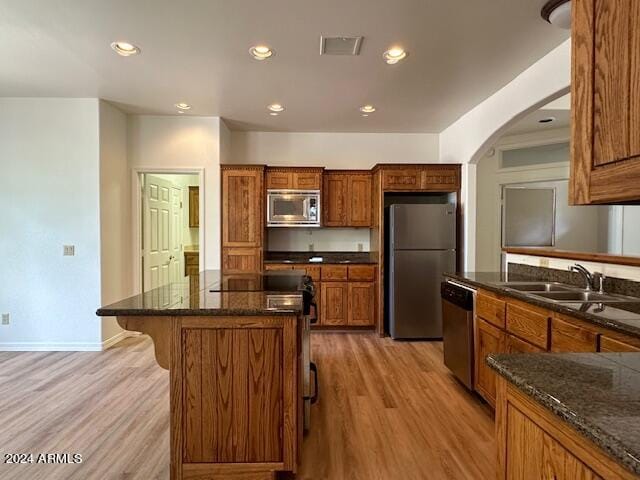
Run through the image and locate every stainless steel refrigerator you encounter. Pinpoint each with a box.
[389,204,456,339]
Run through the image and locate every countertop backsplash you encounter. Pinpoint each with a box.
[267,227,371,252]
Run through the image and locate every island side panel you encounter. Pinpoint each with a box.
[178,315,299,479]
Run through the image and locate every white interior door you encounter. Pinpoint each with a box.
[143,175,183,292]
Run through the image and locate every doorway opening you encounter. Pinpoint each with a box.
[136,171,203,293]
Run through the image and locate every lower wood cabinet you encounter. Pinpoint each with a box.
[475,317,506,407]
[348,282,375,326]
[599,335,640,353]
[321,282,349,326]
[550,315,598,353]
[506,333,545,354]
[184,251,199,276]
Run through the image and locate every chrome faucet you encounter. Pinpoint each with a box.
[569,264,606,293]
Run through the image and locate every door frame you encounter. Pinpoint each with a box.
[132,167,205,294]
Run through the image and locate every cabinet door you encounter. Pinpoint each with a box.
[347,174,372,226]
[506,303,549,350]
[264,264,294,271]
[475,318,505,406]
[323,174,348,226]
[188,186,199,228]
[550,316,598,353]
[222,169,263,247]
[381,168,422,191]
[321,282,348,326]
[348,282,375,326]
[600,335,640,352]
[222,247,262,273]
[571,0,640,203]
[266,170,293,189]
[293,172,321,190]
[506,405,600,480]
[506,334,544,354]
[421,167,460,191]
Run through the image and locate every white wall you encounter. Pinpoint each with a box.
[0,98,103,350]
[439,39,572,270]
[127,115,222,271]
[267,228,371,252]
[230,132,439,167]
[99,101,132,344]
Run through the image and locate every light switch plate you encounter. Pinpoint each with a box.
[358,243,363,252]
[63,245,75,256]
[1,313,9,325]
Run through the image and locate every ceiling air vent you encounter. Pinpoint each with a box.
[320,36,363,56]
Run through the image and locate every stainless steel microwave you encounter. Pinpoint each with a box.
[267,190,321,227]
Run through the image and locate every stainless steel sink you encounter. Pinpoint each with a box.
[504,283,575,293]
[529,291,625,303]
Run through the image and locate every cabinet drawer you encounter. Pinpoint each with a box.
[304,266,321,283]
[264,263,294,271]
[506,333,545,354]
[476,291,506,328]
[321,265,348,281]
[506,303,549,350]
[599,335,640,352]
[348,265,375,281]
[551,315,598,353]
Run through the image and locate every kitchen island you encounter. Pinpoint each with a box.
[97,270,309,480]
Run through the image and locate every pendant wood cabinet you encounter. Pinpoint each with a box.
[571,0,640,204]
[265,167,323,190]
[221,166,265,273]
[322,171,372,227]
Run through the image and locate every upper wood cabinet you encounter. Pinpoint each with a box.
[221,166,264,273]
[571,0,640,204]
[188,186,199,228]
[265,167,323,190]
[323,171,372,227]
[378,165,461,192]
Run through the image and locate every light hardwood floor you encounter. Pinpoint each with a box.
[0,333,495,480]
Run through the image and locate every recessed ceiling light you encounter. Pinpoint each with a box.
[111,41,141,57]
[383,47,407,64]
[250,45,274,60]
[359,105,376,113]
[175,103,191,111]
[268,103,285,113]
[539,117,556,124]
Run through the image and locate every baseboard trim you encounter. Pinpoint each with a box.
[0,331,140,352]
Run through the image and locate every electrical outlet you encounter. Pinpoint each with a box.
[63,245,75,256]
[540,258,549,268]
[358,243,363,252]
[1,313,9,325]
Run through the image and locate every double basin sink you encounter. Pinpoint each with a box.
[492,281,639,304]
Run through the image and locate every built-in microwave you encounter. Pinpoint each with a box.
[267,190,321,227]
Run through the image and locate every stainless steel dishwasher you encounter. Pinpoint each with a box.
[441,280,476,390]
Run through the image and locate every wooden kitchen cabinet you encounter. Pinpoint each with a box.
[550,315,598,353]
[348,282,375,326]
[184,251,199,276]
[321,282,348,326]
[323,171,372,227]
[505,302,550,350]
[506,333,545,354]
[476,290,506,329]
[265,167,322,190]
[571,0,640,204]
[475,317,506,407]
[221,166,264,273]
[599,335,640,352]
[378,165,461,192]
[188,186,199,228]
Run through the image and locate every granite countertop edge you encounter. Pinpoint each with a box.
[96,307,301,317]
[487,354,640,475]
[445,272,640,339]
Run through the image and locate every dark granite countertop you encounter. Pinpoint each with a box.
[264,251,377,264]
[445,271,640,340]
[488,352,640,476]
[96,270,305,317]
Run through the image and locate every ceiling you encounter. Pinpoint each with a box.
[502,94,571,136]
[0,0,569,133]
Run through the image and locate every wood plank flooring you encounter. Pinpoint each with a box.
[0,333,495,480]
